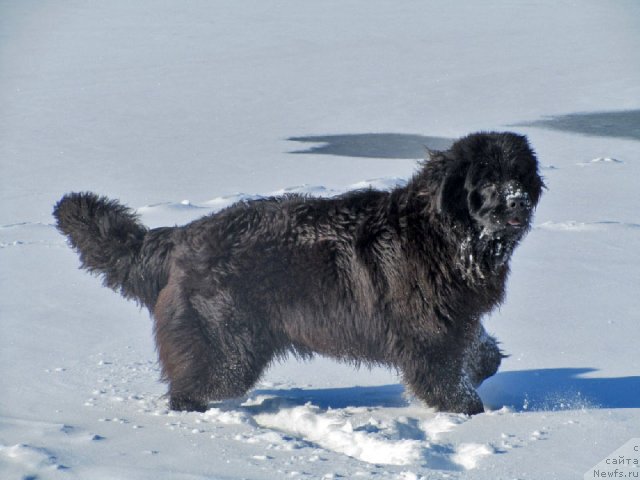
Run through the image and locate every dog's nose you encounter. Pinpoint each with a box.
[506,195,528,211]
[503,182,530,211]
[503,186,530,227]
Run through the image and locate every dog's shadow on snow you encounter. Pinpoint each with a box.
[249,384,409,411]
[287,133,454,159]
[228,368,640,413]
[479,368,640,412]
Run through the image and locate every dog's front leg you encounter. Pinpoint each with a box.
[463,324,503,388]
[401,353,484,415]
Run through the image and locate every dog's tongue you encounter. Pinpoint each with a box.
[507,218,522,226]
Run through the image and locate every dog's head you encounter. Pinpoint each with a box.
[431,132,544,238]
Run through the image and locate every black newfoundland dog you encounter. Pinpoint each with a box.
[54,131,544,415]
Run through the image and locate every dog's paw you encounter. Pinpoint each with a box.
[447,382,485,415]
[462,392,485,415]
[169,394,208,412]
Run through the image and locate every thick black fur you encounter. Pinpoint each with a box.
[53,131,544,415]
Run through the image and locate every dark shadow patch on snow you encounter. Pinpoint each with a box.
[287,133,454,159]
[513,110,640,141]
[479,368,640,412]
[251,384,408,409]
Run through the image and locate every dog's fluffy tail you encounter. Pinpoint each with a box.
[53,192,173,308]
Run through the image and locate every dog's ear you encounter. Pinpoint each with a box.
[435,164,468,219]
[417,150,469,220]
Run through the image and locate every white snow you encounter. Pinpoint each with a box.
[450,443,494,470]
[253,403,424,466]
[0,444,66,477]
[2,1,640,479]
[584,157,624,164]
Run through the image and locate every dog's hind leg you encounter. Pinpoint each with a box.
[154,282,275,412]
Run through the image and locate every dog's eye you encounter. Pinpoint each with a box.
[469,191,483,211]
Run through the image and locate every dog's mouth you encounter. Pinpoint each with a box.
[506,218,523,228]
[475,212,531,236]
[491,216,529,235]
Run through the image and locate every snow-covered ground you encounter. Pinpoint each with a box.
[1,1,639,479]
